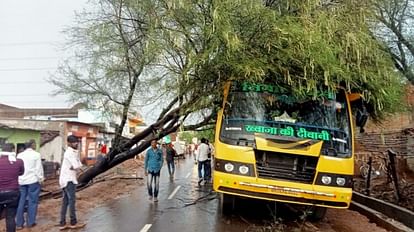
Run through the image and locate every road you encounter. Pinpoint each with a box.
[81,157,388,232]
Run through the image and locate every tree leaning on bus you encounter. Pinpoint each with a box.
[50,0,405,185]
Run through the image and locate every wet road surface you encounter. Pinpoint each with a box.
[83,157,221,232]
[81,157,388,232]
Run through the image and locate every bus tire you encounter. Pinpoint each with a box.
[307,207,327,222]
[220,193,235,215]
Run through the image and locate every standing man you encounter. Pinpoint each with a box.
[0,143,24,232]
[58,135,85,230]
[165,142,176,180]
[196,138,210,185]
[204,140,214,184]
[16,139,44,230]
[144,139,163,202]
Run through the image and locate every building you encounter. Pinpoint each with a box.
[0,103,83,120]
[0,102,146,163]
[0,118,100,164]
[66,121,100,165]
[0,123,41,153]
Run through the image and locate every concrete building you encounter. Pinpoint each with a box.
[0,118,100,164]
[0,103,83,120]
[0,123,41,153]
[0,102,146,164]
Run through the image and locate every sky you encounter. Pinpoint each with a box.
[0,0,88,109]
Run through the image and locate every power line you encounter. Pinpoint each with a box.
[0,67,57,71]
[0,56,61,61]
[0,101,70,105]
[0,81,48,85]
[0,41,64,47]
[0,94,52,97]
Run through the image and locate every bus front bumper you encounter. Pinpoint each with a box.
[213,172,352,209]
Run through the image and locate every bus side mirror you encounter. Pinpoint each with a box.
[348,93,368,133]
[356,108,368,133]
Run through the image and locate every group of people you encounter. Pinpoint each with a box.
[143,137,214,202]
[0,140,43,232]
[0,135,86,232]
[2,135,215,231]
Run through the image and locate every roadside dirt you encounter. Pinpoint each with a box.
[354,175,414,212]
[239,208,389,232]
[322,209,388,232]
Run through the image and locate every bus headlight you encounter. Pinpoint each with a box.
[224,163,234,172]
[239,165,249,175]
[215,159,255,177]
[336,177,346,186]
[321,176,332,185]
[316,172,353,188]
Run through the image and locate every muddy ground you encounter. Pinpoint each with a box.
[0,159,144,232]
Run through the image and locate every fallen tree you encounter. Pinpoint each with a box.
[52,0,405,185]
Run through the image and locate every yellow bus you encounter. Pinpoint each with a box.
[213,81,365,220]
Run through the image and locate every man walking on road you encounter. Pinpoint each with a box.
[164,142,176,180]
[144,139,163,202]
[0,143,25,232]
[58,135,85,230]
[205,140,214,184]
[16,140,44,230]
[196,138,210,185]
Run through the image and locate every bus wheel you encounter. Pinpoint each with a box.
[307,207,327,222]
[220,193,235,215]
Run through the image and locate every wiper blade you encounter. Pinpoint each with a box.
[332,137,347,144]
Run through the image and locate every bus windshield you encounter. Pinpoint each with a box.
[220,82,352,158]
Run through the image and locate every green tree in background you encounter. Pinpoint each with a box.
[373,0,414,83]
[179,129,214,144]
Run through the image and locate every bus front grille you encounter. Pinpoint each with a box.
[255,151,318,183]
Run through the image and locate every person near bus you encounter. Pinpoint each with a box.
[196,138,210,185]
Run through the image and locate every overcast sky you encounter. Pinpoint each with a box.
[0,0,88,109]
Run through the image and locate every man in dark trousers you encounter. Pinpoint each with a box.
[0,143,25,232]
[58,135,86,230]
[164,142,177,180]
[144,139,163,202]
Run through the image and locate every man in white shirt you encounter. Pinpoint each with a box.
[205,140,214,183]
[58,135,85,230]
[196,138,210,185]
[16,139,44,230]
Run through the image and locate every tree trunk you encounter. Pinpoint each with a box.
[78,114,180,185]
[77,99,213,185]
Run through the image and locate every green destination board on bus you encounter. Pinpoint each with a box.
[245,125,330,141]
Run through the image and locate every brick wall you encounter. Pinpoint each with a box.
[354,84,414,174]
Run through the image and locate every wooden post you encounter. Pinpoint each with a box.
[365,157,372,196]
[387,149,401,202]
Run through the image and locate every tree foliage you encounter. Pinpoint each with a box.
[52,0,404,184]
[373,0,414,84]
[179,129,215,144]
